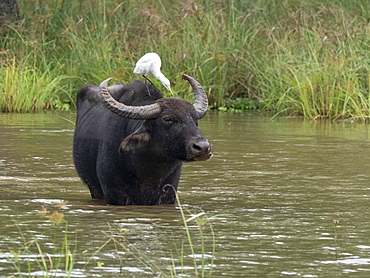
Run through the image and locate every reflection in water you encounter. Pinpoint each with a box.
[1,111,370,277]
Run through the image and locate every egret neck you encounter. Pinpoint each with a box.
[154,72,173,95]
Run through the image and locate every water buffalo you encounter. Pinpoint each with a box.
[73,74,212,205]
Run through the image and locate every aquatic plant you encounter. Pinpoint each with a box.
[83,188,218,277]
[333,219,341,260]
[1,0,370,118]
[1,195,218,277]
[4,207,76,278]
[172,188,217,278]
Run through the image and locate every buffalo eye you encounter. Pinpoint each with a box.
[162,116,172,123]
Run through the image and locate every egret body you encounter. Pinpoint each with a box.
[133,52,173,95]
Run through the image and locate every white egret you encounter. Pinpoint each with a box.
[133,52,174,95]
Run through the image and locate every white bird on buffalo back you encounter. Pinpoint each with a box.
[133,52,174,95]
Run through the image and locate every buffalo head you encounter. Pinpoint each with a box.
[99,74,213,162]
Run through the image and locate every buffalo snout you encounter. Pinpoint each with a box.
[188,139,213,161]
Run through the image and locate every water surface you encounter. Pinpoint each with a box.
[0,111,370,277]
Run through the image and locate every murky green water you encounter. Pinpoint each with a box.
[1,111,370,277]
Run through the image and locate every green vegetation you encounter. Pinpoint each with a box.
[1,0,370,118]
[173,186,216,277]
[2,196,217,277]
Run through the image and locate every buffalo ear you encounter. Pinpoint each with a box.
[119,131,151,152]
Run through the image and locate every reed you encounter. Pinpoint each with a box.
[1,0,370,118]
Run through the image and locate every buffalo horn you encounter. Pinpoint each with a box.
[99,78,161,119]
[182,74,208,119]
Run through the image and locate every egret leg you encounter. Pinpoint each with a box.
[142,75,156,87]
[142,75,155,96]
[144,82,152,96]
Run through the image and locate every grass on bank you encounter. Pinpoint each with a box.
[1,55,75,112]
[1,0,370,119]
[1,196,218,278]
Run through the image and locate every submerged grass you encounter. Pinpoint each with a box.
[1,0,370,118]
[173,189,217,278]
[5,218,76,277]
[2,193,218,277]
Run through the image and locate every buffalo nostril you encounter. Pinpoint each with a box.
[193,143,202,152]
[192,141,210,154]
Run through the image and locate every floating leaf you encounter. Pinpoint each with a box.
[97,262,104,267]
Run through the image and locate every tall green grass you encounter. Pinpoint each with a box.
[1,0,370,118]
[1,56,74,112]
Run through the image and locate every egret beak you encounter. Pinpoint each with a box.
[166,85,174,96]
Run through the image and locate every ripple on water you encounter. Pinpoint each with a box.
[1,112,370,277]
